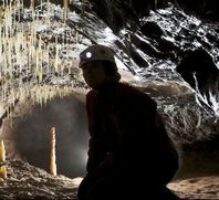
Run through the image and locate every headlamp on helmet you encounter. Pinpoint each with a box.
[79,44,116,68]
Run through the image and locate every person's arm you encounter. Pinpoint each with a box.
[117,91,178,183]
[113,92,158,165]
[138,93,179,183]
[85,91,109,173]
[86,137,107,173]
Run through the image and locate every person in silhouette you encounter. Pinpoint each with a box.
[77,44,180,200]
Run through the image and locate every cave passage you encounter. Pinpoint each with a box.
[13,95,89,178]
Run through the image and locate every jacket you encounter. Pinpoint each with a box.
[85,82,178,185]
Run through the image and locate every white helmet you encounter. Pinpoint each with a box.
[79,44,116,67]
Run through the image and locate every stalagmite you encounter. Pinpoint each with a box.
[0,140,6,165]
[0,140,7,179]
[50,127,57,176]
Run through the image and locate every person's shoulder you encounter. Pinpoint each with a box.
[86,89,98,102]
[117,82,154,99]
[117,82,157,108]
[116,82,142,94]
[86,90,99,112]
[87,89,96,98]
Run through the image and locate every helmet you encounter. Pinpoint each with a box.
[79,44,116,68]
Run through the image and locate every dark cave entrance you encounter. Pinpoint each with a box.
[176,49,219,103]
[12,94,89,178]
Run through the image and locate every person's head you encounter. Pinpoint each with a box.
[79,44,121,89]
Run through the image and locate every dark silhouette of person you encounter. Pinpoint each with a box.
[77,44,180,200]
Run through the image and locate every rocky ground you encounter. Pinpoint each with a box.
[0,160,79,200]
[0,159,219,200]
[169,176,219,200]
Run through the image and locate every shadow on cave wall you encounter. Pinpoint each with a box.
[176,134,219,179]
[12,95,89,178]
[175,49,219,179]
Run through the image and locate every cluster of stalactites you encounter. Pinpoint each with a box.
[0,0,74,82]
[0,85,73,126]
[0,0,83,123]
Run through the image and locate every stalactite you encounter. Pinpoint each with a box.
[15,34,20,68]
[8,103,13,127]
[49,87,53,101]
[44,87,48,105]
[35,47,39,82]
[8,38,12,79]
[21,0,24,14]
[45,45,50,74]
[9,1,13,38]
[11,88,15,107]
[47,0,50,12]
[63,0,69,22]
[39,87,43,107]
[31,0,35,10]
[38,36,43,83]
[54,37,59,73]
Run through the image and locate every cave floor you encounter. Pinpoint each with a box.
[0,160,219,200]
[168,176,219,200]
[0,160,79,200]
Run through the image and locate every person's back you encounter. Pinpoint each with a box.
[77,44,180,200]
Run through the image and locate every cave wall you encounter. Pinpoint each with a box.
[85,0,219,33]
[0,0,219,178]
